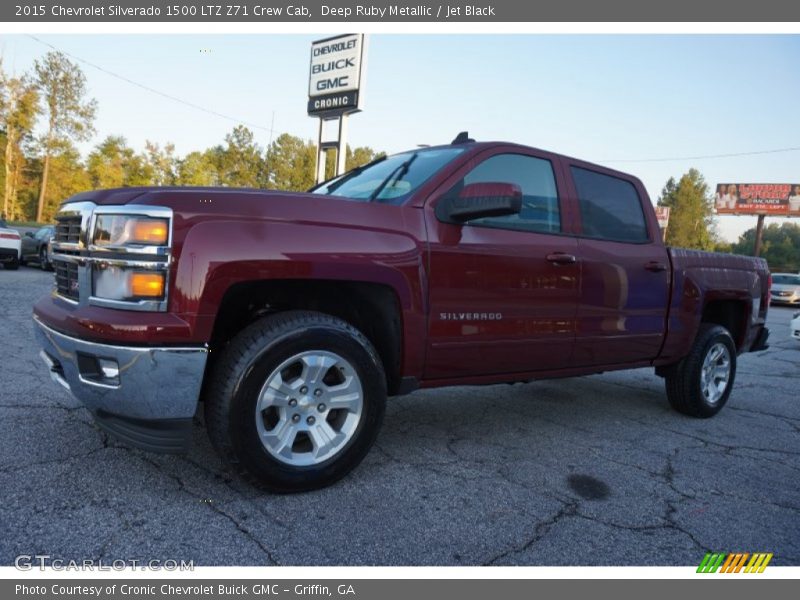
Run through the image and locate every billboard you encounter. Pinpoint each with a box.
[308,33,366,116]
[714,183,800,216]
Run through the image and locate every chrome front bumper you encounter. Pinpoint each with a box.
[33,316,208,452]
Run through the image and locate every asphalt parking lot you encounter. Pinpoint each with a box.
[1,266,798,566]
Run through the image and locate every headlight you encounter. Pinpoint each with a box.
[93,215,169,247]
[93,265,166,302]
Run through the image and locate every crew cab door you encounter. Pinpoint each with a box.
[423,148,579,381]
[564,162,671,366]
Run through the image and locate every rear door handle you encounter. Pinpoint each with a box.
[645,261,668,272]
[546,252,577,265]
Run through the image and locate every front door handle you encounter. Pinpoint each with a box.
[645,261,668,272]
[546,252,577,265]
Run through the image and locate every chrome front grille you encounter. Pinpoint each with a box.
[54,260,80,301]
[51,202,94,304]
[54,215,82,244]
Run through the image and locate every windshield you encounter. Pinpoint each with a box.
[773,274,800,286]
[312,147,465,204]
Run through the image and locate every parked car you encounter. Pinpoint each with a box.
[791,312,800,342]
[769,273,800,306]
[33,134,771,492]
[0,218,21,270]
[20,225,55,270]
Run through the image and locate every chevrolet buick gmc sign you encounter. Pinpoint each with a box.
[308,33,366,116]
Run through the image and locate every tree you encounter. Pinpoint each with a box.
[0,64,39,221]
[145,141,177,186]
[345,145,382,171]
[34,52,97,222]
[176,150,219,186]
[213,125,267,187]
[19,143,91,222]
[40,145,91,221]
[87,135,151,189]
[732,222,800,272]
[266,133,317,191]
[657,169,717,250]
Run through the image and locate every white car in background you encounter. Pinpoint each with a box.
[0,218,21,270]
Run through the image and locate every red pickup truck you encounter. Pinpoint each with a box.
[33,134,770,492]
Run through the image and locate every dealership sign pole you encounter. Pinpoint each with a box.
[308,34,367,184]
[654,206,670,242]
[714,183,800,257]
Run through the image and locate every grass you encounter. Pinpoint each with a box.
[7,221,46,228]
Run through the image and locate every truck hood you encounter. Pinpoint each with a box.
[59,187,400,233]
[62,186,294,206]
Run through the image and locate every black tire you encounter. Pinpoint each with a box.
[5,257,19,270]
[665,324,737,418]
[39,246,52,271]
[205,310,387,493]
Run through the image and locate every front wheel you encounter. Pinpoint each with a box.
[39,247,51,271]
[665,324,737,418]
[205,310,387,493]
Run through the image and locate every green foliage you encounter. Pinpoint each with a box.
[87,136,152,189]
[213,125,268,188]
[145,141,177,186]
[266,133,317,191]
[43,146,92,218]
[16,144,91,222]
[176,151,219,186]
[732,222,800,272]
[658,169,717,251]
[346,145,382,171]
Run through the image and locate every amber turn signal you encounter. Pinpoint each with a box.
[130,273,165,298]
[131,219,169,245]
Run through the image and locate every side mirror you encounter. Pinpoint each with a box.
[438,182,522,223]
[24,231,34,238]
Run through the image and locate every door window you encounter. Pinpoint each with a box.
[446,153,561,234]
[571,167,649,243]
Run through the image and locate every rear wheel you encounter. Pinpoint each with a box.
[665,324,737,418]
[5,257,19,270]
[205,310,387,493]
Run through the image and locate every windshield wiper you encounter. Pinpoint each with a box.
[369,154,418,201]
[309,155,387,194]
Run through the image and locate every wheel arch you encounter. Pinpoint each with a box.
[700,298,750,353]
[206,279,407,395]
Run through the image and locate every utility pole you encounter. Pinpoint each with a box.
[753,214,766,257]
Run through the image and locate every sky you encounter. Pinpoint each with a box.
[1,33,798,241]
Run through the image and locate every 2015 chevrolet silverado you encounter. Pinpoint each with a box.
[33,134,770,492]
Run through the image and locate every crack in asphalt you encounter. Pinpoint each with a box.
[482,499,580,566]
[129,452,280,566]
[622,417,800,458]
[728,406,800,434]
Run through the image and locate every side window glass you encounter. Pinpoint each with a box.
[571,167,649,242]
[448,153,561,234]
